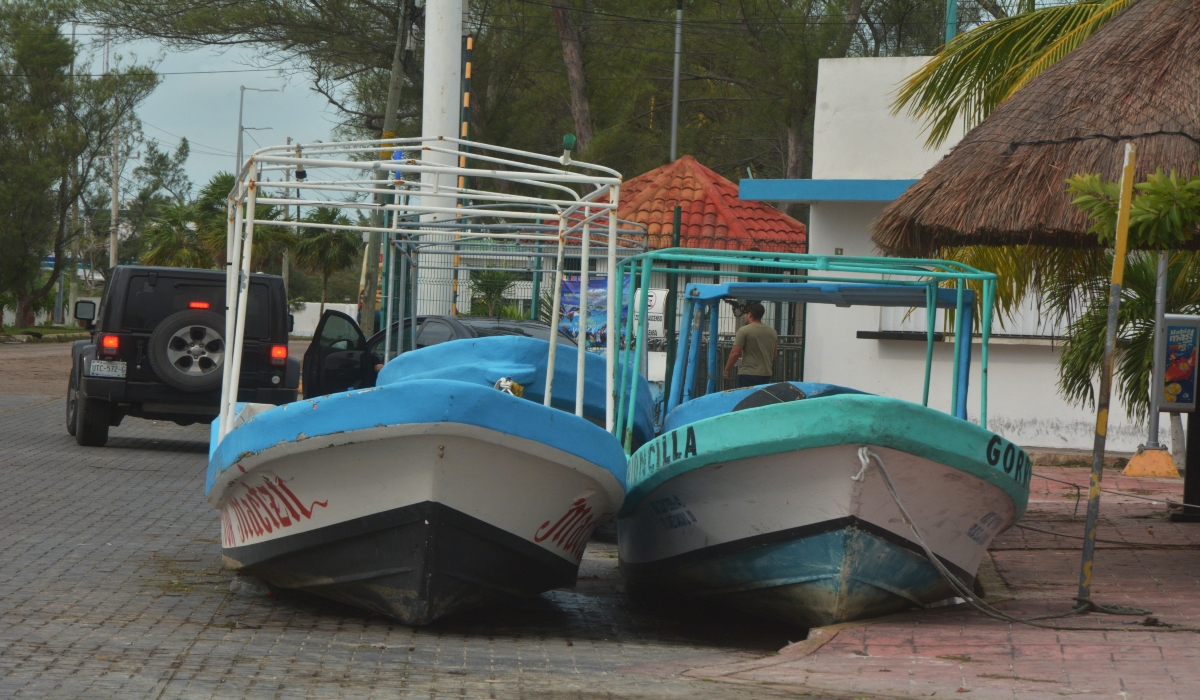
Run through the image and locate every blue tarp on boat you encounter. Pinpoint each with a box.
[378,336,656,445]
[662,381,868,433]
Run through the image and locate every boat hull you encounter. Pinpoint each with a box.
[209,381,626,625]
[618,394,1030,627]
[224,500,578,624]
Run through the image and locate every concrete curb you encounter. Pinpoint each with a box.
[2,332,90,344]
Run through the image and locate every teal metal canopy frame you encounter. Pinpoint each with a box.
[610,249,999,454]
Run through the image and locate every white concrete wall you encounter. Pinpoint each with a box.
[290,303,359,337]
[805,57,1153,451]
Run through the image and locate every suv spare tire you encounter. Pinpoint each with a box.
[148,309,226,393]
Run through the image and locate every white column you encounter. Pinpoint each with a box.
[417,0,463,316]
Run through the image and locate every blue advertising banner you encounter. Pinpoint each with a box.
[1163,314,1200,412]
[559,277,613,351]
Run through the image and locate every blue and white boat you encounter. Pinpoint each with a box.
[209,336,653,624]
[208,137,653,624]
[610,254,1031,627]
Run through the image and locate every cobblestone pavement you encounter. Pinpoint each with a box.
[0,391,821,700]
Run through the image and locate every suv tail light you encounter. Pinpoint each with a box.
[100,334,120,356]
[269,344,288,366]
[188,301,211,309]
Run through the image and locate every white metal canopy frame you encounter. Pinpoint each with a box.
[217,136,624,442]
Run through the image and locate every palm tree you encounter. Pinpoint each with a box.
[195,172,293,272]
[469,267,520,316]
[893,0,1137,147]
[140,203,213,268]
[294,206,359,315]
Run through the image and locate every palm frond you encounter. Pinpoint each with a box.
[892,0,1137,148]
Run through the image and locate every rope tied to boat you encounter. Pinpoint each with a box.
[493,377,524,397]
[853,446,1200,633]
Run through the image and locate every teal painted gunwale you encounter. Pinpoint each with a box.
[621,394,1030,520]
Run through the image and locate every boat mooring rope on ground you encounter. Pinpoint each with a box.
[1032,471,1200,512]
[1013,523,1200,548]
[855,446,1200,633]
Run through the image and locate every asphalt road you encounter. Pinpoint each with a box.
[0,341,821,699]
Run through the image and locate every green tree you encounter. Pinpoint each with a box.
[82,0,960,187]
[294,207,359,315]
[469,268,520,316]
[140,202,211,268]
[0,1,156,325]
[1044,167,1200,421]
[894,0,1136,147]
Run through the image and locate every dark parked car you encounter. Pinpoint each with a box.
[302,310,575,397]
[68,266,299,446]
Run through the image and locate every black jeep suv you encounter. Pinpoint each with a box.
[68,266,299,446]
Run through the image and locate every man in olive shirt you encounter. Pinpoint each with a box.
[724,302,778,388]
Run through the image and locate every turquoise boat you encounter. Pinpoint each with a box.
[610,253,1031,627]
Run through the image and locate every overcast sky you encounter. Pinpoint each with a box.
[79,28,341,196]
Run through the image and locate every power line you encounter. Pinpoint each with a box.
[0,67,281,77]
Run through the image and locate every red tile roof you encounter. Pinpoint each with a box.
[619,156,806,253]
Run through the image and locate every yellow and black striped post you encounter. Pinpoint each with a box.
[1077,142,1137,604]
[451,35,473,315]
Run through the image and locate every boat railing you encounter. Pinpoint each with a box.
[611,249,999,453]
[218,137,625,443]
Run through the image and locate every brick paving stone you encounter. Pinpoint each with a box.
[0,390,829,699]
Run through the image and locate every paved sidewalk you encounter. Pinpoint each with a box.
[621,467,1200,699]
[0,393,817,699]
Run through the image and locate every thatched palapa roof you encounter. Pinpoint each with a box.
[872,0,1200,255]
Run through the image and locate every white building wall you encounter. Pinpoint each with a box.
[805,57,1154,451]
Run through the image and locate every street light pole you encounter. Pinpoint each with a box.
[236,86,280,173]
[668,0,683,163]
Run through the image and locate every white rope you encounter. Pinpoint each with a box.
[851,447,1190,631]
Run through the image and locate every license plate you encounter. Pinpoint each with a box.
[90,360,127,378]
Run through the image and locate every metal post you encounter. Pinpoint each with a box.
[545,217,567,407]
[944,0,958,45]
[219,197,241,436]
[531,243,543,321]
[282,137,292,298]
[1172,415,1200,522]
[663,205,682,400]
[1147,251,1168,449]
[706,300,719,394]
[980,279,995,429]
[1078,142,1137,604]
[605,184,619,432]
[236,86,245,173]
[624,257,653,451]
[668,0,683,162]
[922,283,936,406]
[575,206,590,417]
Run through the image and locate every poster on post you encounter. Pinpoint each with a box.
[1162,314,1200,413]
[558,276,668,358]
[559,277,613,351]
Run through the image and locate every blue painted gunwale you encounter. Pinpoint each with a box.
[206,378,629,497]
[622,393,1031,519]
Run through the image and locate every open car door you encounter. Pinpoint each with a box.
[302,310,370,398]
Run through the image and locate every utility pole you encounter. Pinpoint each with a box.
[236,86,279,174]
[56,21,78,324]
[106,30,118,270]
[282,136,292,298]
[669,0,683,163]
[363,0,413,337]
